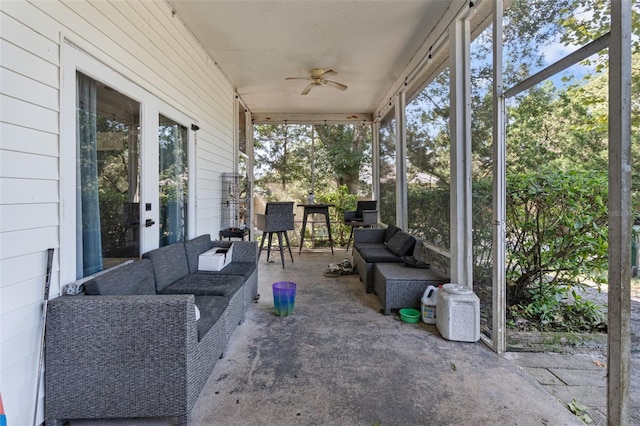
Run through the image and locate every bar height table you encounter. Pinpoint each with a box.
[298,204,334,254]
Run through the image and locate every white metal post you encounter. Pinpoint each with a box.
[395,92,408,230]
[491,0,507,354]
[449,17,473,287]
[372,121,381,204]
[245,109,255,240]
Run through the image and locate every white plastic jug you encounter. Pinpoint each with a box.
[421,285,438,324]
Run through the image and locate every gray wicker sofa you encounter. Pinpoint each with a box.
[45,235,258,426]
[352,225,418,293]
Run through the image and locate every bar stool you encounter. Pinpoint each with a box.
[256,202,295,268]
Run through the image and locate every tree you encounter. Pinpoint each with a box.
[253,124,310,195]
[313,124,371,194]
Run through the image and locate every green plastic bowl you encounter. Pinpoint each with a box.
[399,308,421,323]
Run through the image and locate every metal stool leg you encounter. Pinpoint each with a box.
[266,232,273,262]
[346,225,355,251]
[284,231,294,263]
[276,231,286,268]
[324,212,334,254]
[259,232,267,259]
[299,212,309,254]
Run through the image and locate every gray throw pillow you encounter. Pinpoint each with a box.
[384,225,401,242]
[385,231,415,257]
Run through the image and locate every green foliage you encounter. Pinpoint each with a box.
[315,185,359,246]
[253,123,372,204]
[98,186,130,257]
[254,124,310,192]
[472,178,494,281]
[566,398,594,424]
[314,124,371,194]
[505,169,609,321]
[509,281,606,333]
[407,184,450,247]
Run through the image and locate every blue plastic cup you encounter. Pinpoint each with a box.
[272,281,297,316]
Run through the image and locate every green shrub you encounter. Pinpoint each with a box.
[315,185,359,246]
[505,168,609,328]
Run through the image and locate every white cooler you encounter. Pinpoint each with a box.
[436,284,480,342]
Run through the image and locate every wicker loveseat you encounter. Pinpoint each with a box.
[45,235,258,426]
[352,225,418,293]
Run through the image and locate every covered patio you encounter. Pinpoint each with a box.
[0,0,634,425]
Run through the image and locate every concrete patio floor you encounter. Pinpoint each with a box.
[189,249,583,425]
[70,249,640,425]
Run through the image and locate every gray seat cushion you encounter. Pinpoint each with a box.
[159,274,243,297]
[184,234,214,273]
[84,259,156,295]
[195,262,256,281]
[357,247,405,263]
[194,295,229,341]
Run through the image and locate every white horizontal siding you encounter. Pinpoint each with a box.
[0,150,59,180]
[0,0,237,424]
[0,94,59,133]
[0,203,59,232]
[1,1,61,43]
[1,328,41,376]
[0,178,59,204]
[0,226,59,259]
[0,250,56,288]
[1,274,50,315]
[1,67,60,111]
[0,122,59,157]
[2,350,42,425]
[0,39,59,87]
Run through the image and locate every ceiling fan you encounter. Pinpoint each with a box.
[285,68,348,95]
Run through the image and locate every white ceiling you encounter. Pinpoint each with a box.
[167,0,456,122]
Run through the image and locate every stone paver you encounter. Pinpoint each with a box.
[506,352,611,423]
[589,407,607,426]
[549,367,607,387]
[545,384,607,407]
[507,352,604,370]
[522,367,566,385]
[504,287,640,424]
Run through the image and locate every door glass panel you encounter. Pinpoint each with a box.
[76,72,140,278]
[159,114,188,246]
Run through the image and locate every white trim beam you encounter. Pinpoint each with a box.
[252,113,373,125]
[504,32,610,98]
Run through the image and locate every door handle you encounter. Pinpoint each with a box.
[145,219,155,227]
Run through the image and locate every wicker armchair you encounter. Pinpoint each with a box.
[344,200,378,251]
[256,201,295,268]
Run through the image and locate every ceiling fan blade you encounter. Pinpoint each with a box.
[285,77,311,81]
[301,83,315,95]
[319,69,337,78]
[324,80,347,91]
